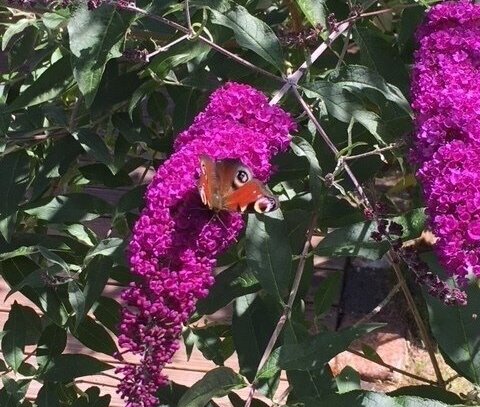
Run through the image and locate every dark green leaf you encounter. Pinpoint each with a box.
[0,150,30,217]
[303,81,391,144]
[294,0,328,27]
[232,294,279,383]
[336,366,361,393]
[37,382,61,407]
[423,254,480,384]
[23,193,112,223]
[306,390,468,407]
[228,392,269,407]
[1,303,41,371]
[389,386,464,405]
[84,238,125,264]
[2,19,33,50]
[72,316,117,356]
[314,271,342,316]
[40,354,113,381]
[8,56,73,111]
[328,65,411,115]
[73,129,112,169]
[117,185,147,213]
[353,26,409,94]
[177,367,246,407]
[68,4,131,106]
[315,208,426,260]
[196,261,260,315]
[93,296,121,335]
[291,137,322,208]
[83,255,112,317]
[279,324,383,370]
[157,382,189,407]
[71,386,111,407]
[209,4,284,70]
[245,211,292,300]
[37,324,68,368]
[68,281,86,328]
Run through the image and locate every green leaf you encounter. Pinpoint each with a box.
[31,135,83,200]
[336,366,361,393]
[232,294,278,383]
[68,281,86,328]
[42,10,70,30]
[352,26,409,94]
[279,324,383,370]
[40,354,113,381]
[328,65,411,115]
[177,367,246,407]
[423,254,480,384]
[185,325,232,365]
[23,193,112,223]
[294,0,328,27]
[157,382,189,407]
[0,150,30,217]
[209,4,284,70]
[72,129,112,169]
[314,271,342,316]
[84,238,125,264]
[83,255,112,316]
[8,56,73,111]
[93,296,121,335]
[303,80,390,144]
[2,19,33,51]
[1,378,30,404]
[71,387,111,407]
[306,390,468,406]
[36,382,61,407]
[37,324,68,368]
[1,303,41,372]
[315,208,426,260]
[68,4,131,106]
[245,211,292,300]
[291,137,322,209]
[196,260,260,315]
[72,316,117,356]
[389,386,464,405]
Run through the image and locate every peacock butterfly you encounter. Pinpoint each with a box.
[197,154,278,213]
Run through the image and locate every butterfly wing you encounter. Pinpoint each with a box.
[198,155,218,210]
[223,179,279,213]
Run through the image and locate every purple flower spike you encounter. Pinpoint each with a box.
[117,83,295,407]
[412,1,480,286]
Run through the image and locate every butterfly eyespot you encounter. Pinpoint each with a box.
[233,167,252,187]
[254,197,278,213]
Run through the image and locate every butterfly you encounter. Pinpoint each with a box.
[197,154,279,213]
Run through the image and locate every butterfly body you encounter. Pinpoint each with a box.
[198,155,278,213]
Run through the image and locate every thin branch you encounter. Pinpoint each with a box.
[347,348,439,386]
[115,2,284,84]
[334,26,352,71]
[270,20,352,105]
[244,213,318,407]
[184,0,193,34]
[145,34,189,62]
[341,143,401,161]
[387,251,445,387]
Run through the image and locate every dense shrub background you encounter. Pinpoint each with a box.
[1,0,480,406]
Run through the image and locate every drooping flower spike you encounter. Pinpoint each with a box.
[412,0,480,285]
[117,83,296,407]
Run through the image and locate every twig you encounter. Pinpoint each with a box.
[184,0,193,34]
[270,20,352,105]
[341,143,401,161]
[244,214,318,407]
[347,348,438,386]
[115,2,284,84]
[334,26,352,71]
[387,251,445,387]
[68,95,83,132]
[145,34,189,61]
[353,282,400,327]
[273,385,292,406]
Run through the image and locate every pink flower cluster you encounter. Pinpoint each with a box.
[117,83,295,406]
[412,0,480,284]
